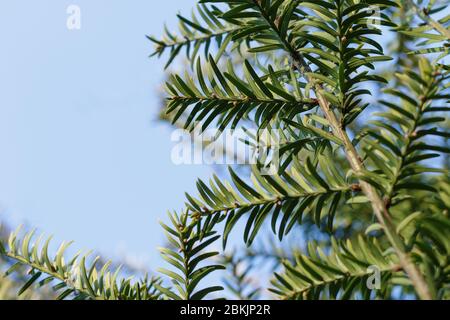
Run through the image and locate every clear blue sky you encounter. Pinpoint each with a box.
[0,0,213,270]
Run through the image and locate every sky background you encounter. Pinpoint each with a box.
[0,0,211,271]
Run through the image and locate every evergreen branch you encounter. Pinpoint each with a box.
[4,0,450,302]
[165,55,318,131]
[364,60,449,205]
[157,211,225,300]
[400,0,450,58]
[271,236,401,300]
[148,4,243,68]
[414,214,450,299]
[207,0,393,124]
[186,155,352,247]
[244,0,434,299]
[165,0,443,300]
[149,28,238,54]
[1,227,161,300]
[148,27,241,68]
[407,0,450,40]
[0,270,53,299]
[298,38,434,301]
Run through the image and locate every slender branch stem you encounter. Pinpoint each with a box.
[408,0,450,40]
[168,95,318,107]
[282,264,401,300]
[193,188,350,218]
[250,0,433,299]
[309,81,432,300]
[150,27,241,52]
[386,80,435,200]
[4,251,102,300]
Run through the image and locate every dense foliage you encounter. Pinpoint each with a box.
[1,0,449,300]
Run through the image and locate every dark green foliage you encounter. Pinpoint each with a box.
[271,236,399,300]
[157,211,225,300]
[1,226,162,300]
[1,0,449,300]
